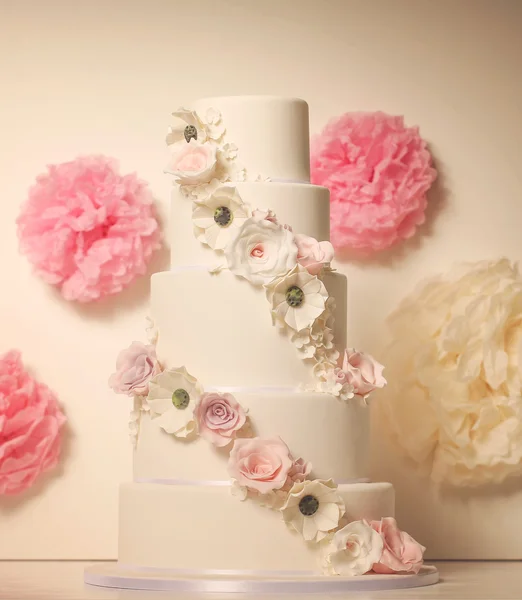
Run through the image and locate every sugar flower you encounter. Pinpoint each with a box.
[192,186,250,250]
[281,478,345,543]
[225,217,297,286]
[147,367,202,438]
[228,437,293,494]
[321,520,384,576]
[109,341,160,397]
[267,266,329,332]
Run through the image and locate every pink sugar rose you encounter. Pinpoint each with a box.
[0,350,66,495]
[228,437,293,494]
[295,234,335,276]
[335,348,386,398]
[194,392,247,447]
[109,341,160,396]
[165,140,217,185]
[370,517,426,574]
[282,457,312,490]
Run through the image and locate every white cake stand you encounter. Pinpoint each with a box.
[84,563,439,593]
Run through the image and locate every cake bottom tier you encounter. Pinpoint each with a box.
[119,482,395,573]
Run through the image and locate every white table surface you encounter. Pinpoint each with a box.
[0,561,521,600]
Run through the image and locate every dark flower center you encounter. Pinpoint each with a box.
[286,285,305,308]
[299,494,319,516]
[184,125,198,143]
[214,206,233,227]
[172,388,190,409]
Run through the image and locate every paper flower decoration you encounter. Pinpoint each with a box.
[320,520,384,576]
[381,258,522,486]
[281,478,345,542]
[192,186,250,250]
[310,112,436,253]
[17,156,162,302]
[266,265,328,332]
[0,350,66,495]
[147,367,203,438]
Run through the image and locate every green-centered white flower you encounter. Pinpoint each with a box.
[192,186,250,250]
[267,265,329,332]
[281,478,345,543]
[147,367,203,438]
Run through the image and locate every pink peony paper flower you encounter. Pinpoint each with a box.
[194,392,247,447]
[370,517,426,574]
[109,342,160,397]
[0,350,66,495]
[17,156,162,302]
[335,348,386,399]
[295,233,334,276]
[311,112,436,253]
[228,436,293,494]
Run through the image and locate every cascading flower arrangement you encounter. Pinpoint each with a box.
[310,111,437,254]
[17,156,162,302]
[380,258,522,487]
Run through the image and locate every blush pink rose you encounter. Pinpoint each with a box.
[370,517,426,574]
[335,348,386,398]
[109,341,160,396]
[282,457,313,491]
[228,437,293,494]
[295,234,335,276]
[194,392,247,447]
[0,350,67,495]
[165,140,217,185]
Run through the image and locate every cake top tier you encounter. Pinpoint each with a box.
[190,96,310,182]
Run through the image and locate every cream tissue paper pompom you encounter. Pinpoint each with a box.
[380,258,522,487]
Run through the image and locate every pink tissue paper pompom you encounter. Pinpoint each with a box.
[17,156,162,302]
[311,112,437,253]
[0,350,67,495]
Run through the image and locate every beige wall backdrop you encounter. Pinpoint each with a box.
[1,0,521,559]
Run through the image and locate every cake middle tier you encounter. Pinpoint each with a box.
[150,269,346,387]
[134,391,369,482]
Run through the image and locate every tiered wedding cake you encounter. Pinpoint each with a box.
[88,97,435,591]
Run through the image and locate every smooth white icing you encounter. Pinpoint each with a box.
[191,96,310,182]
[119,482,394,572]
[134,392,369,482]
[169,182,330,268]
[150,269,347,387]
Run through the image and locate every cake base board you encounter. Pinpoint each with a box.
[84,563,439,593]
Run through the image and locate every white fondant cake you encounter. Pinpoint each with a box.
[113,97,403,579]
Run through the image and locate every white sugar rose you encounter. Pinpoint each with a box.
[165,140,217,185]
[225,217,297,286]
[321,520,384,576]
